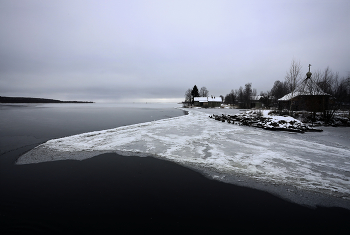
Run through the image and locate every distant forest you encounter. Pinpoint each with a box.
[0,96,93,103]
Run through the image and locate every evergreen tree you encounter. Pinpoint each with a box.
[191,85,199,103]
[224,89,236,105]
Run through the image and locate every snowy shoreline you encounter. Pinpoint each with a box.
[17,107,350,209]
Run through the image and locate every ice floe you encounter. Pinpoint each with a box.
[17,108,350,208]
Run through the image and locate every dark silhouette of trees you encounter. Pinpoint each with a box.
[191,85,199,97]
[237,86,244,106]
[186,62,350,113]
[313,67,350,110]
[314,67,340,96]
[269,64,350,112]
[223,83,257,108]
[191,85,199,104]
[243,83,252,108]
[270,80,288,105]
[224,89,236,105]
[184,88,192,102]
[184,85,212,104]
[334,76,350,106]
[0,96,93,103]
[259,91,272,108]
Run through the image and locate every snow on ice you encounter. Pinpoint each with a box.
[17,108,350,208]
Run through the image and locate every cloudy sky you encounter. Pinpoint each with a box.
[1,0,349,102]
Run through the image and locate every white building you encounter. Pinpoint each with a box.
[194,96,222,107]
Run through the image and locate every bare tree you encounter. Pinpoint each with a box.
[285,60,302,112]
[312,69,323,84]
[285,59,302,93]
[252,88,257,96]
[243,83,252,108]
[315,67,339,96]
[184,88,192,102]
[199,87,209,97]
[322,67,335,95]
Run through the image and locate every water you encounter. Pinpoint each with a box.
[18,106,350,210]
[1,103,350,233]
[0,102,188,233]
[0,103,186,155]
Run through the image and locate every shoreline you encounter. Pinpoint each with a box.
[2,104,350,233]
[0,96,93,103]
[181,161,350,210]
[16,144,350,211]
[17,107,350,209]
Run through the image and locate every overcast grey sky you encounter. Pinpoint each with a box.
[1,0,349,102]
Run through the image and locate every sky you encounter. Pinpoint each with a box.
[1,0,349,103]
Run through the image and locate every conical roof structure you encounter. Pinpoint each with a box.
[278,77,329,101]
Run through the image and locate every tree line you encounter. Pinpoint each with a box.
[223,83,258,109]
[184,85,210,103]
[222,60,350,109]
[269,61,350,108]
[184,60,350,109]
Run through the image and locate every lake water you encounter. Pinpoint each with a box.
[0,103,187,233]
[0,103,186,155]
[1,103,350,233]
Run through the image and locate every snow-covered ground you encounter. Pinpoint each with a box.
[17,107,350,209]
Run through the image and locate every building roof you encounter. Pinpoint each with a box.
[208,96,222,102]
[194,97,208,102]
[278,78,329,101]
[250,95,263,101]
[194,96,222,102]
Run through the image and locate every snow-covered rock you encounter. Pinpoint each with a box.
[210,110,323,133]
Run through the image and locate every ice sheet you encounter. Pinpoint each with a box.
[17,108,350,208]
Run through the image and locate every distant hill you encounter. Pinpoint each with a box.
[0,96,94,103]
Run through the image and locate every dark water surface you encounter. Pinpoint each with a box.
[1,103,350,233]
[0,103,186,155]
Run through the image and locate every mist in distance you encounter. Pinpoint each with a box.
[0,0,349,102]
